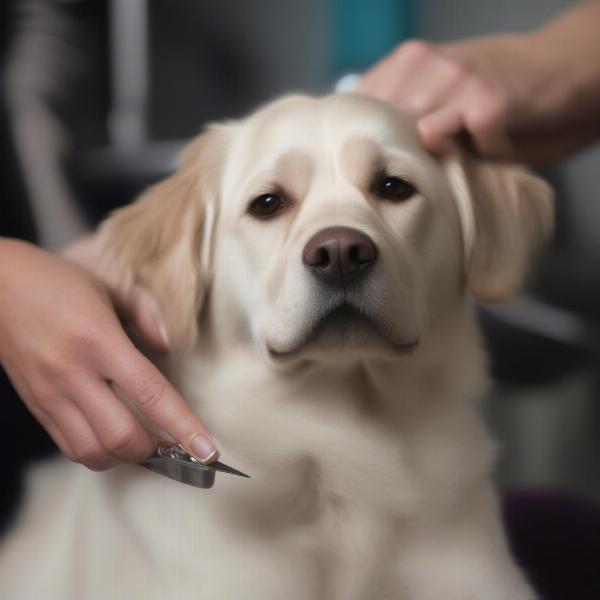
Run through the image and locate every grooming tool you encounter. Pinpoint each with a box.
[140,441,249,488]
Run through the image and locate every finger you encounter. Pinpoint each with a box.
[60,235,98,266]
[417,105,465,154]
[72,378,156,463]
[28,403,75,459]
[399,59,466,115]
[105,339,220,464]
[62,237,169,351]
[359,40,435,100]
[50,400,118,471]
[110,285,170,353]
[358,56,392,94]
[463,89,514,158]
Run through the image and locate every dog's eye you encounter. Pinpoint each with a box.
[249,194,284,218]
[374,176,417,202]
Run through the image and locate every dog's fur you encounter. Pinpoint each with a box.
[0,94,553,599]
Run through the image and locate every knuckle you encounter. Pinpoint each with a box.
[65,318,103,355]
[405,93,428,113]
[74,445,110,470]
[476,81,506,108]
[37,325,104,382]
[470,104,503,131]
[32,403,55,428]
[396,39,433,61]
[444,59,468,81]
[36,360,82,399]
[465,105,488,129]
[133,377,166,414]
[104,425,143,459]
[466,87,507,129]
[37,350,66,380]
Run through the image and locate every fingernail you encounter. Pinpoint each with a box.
[145,294,169,349]
[138,287,170,349]
[188,434,218,463]
[156,318,170,349]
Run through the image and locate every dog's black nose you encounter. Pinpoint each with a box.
[303,226,378,286]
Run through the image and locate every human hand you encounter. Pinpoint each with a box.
[358,32,600,163]
[0,238,219,470]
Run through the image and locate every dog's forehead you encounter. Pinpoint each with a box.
[230,94,427,172]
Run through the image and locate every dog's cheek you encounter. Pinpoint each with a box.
[211,231,281,346]
[385,201,461,332]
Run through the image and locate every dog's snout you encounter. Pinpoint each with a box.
[303,226,378,286]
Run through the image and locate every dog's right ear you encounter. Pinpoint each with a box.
[445,152,554,301]
[94,124,231,353]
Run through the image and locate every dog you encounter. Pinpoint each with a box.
[0,93,553,599]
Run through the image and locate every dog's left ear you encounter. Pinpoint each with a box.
[445,153,554,301]
[95,125,230,353]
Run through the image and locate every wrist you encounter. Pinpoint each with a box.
[533,10,600,126]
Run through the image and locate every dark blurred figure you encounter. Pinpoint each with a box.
[0,0,110,533]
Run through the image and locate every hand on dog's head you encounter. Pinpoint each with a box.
[95,94,554,362]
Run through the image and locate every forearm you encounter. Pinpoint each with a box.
[359,1,600,162]
[540,1,600,50]
[535,1,600,117]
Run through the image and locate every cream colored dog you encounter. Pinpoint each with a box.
[0,94,553,599]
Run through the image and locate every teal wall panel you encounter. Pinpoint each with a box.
[330,0,413,73]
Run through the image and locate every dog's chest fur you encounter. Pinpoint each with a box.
[0,313,526,600]
[122,328,496,597]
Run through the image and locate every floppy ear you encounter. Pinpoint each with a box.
[95,125,230,352]
[445,153,554,301]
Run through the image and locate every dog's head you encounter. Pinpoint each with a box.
[98,94,553,364]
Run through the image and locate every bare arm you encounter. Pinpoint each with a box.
[358,1,600,163]
[0,238,219,470]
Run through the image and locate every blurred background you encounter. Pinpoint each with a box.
[1,1,599,597]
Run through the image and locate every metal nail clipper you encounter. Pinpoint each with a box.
[140,441,250,488]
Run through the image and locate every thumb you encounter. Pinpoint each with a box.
[61,237,170,352]
[111,285,170,353]
[417,105,465,154]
